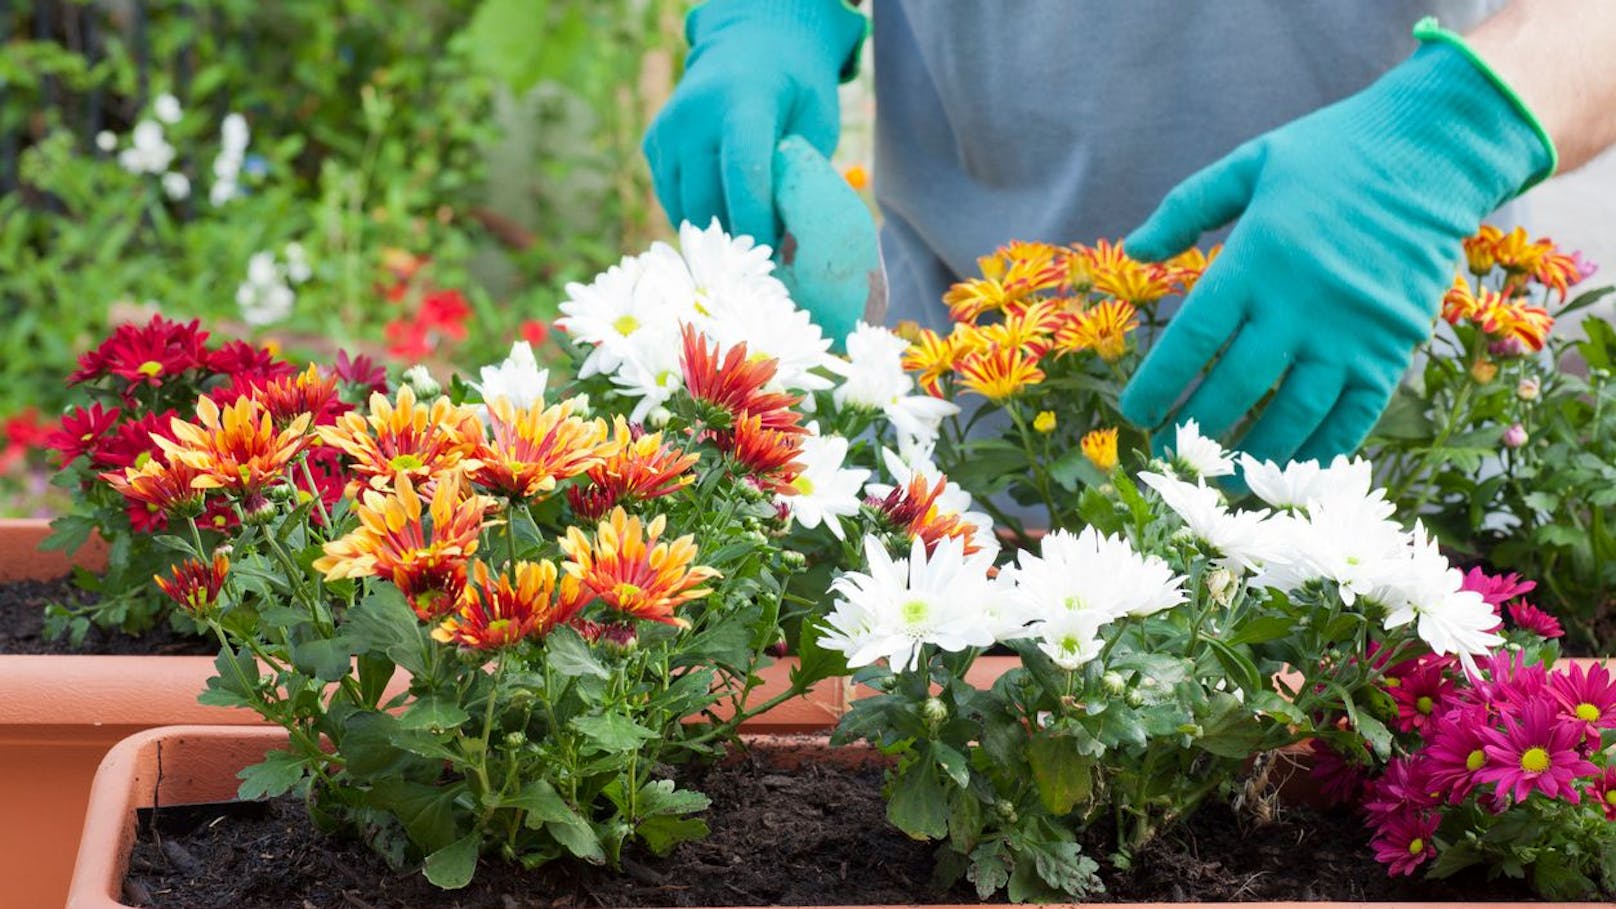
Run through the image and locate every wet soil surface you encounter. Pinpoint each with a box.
[124,745,1538,908]
[0,576,211,655]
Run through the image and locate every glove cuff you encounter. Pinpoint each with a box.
[687,0,869,84]
[1411,17,1559,190]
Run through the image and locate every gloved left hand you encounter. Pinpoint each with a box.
[1120,21,1555,466]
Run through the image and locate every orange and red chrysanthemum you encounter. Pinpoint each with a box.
[955,344,1045,401]
[1081,427,1120,472]
[253,364,346,427]
[568,418,698,519]
[1533,246,1583,298]
[1082,240,1174,306]
[1476,298,1554,353]
[559,508,719,627]
[1463,226,1501,275]
[726,412,806,495]
[1164,245,1220,294]
[317,385,484,492]
[432,559,585,650]
[868,474,982,556]
[1487,226,1553,275]
[903,328,958,398]
[314,471,495,620]
[979,299,1062,359]
[679,326,805,433]
[1440,277,1491,325]
[155,395,311,498]
[943,244,1066,322]
[1056,299,1139,362]
[470,397,609,501]
[102,456,207,519]
[155,552,229,616]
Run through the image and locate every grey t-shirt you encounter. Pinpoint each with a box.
[871,0,1502,331]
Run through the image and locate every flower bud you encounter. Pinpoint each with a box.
[1125,688,1145,708]
[1469,357,1498,385]
[1033,411,1057,434]
[1205,567,1237,606]
[503,731,527,749]
[648,406,672,428]
[1502,423,1529,449]
[921,697,948,730]
[1516,375,1541,401]
[1101,671,1126,698]
[266,482,296,503]
[402,364,440,398]
[782,549,807,569]
[993,800,1018,823]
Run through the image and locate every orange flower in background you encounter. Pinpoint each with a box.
[1533,246,1583,297]
[317,385,483,492]
[842,164,869,191]
[314,471,494,620]
[956,344,1045,400]
[103,456,207,518]
[1056,299,1139,362]
[1488,226,1552,274]
[869,474,982,556]
[679,325,805,434]
[577,418,698,509]
[254,364,343,427]
[1477,299,1554,353]
[944,243,1065,322]
[471,397,610,501]
[1081,428,1120,472]
[1440,276,1489,325]
[156,395,311,497]
[432,559,584,650]
[559,508,719,627]
[903,328,958,397]
[726,412,807,495]
[155,552,229,616]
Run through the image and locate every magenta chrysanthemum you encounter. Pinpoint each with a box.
[1475,700,1598,804]
[1369,809,1440,876]
[1421,708,1493,803]
[1548,662,1616,738]
[1388,657,1456,734]
[1459,567,1536,608]
[1506,601,1563,639]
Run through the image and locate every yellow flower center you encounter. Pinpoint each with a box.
[1576,702,1601,722]
[1606,790,1616,807]
[1519,747,1550,774]
[137,360,164,377]
[1465,749,1485,772]
[1407,838,1424,856]
[389,453,425,471]
[900,599,929,625]
[1415,696,1435,715]
[613,314,640,336]
[792,474,815,496]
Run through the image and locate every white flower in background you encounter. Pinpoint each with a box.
[1007,527,1188,625]
[1239,453,1377,511]
[865,446,995,556]
[235,250,295,326]
[1380,525,1501,675]
[221,113,249,151]
[153,93,183,125]
[117,120,175,175]
[607,321,687,423]
[284,243,312,284]
[474,341,549,411]
[1167,419,1234,479]
[160,172,190,201]
[782,428,870,540]
[832,322,959,448]
[1032,608,1109,671]
[819,535,999,672]
[210,113,250,207]
[95,131,117,152]
[1140,471,1285,572]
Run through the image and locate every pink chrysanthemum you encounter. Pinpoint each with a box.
[1369,809,1440,876]
[1548,662,1616,739]
[1475,700,1598,804]
[1586,767,1616,821]
[1472,650,1550,711]
[1505,601,1563,639]
[1421,708,1494,803]
[1364,756,1441,822]
[1459,567,1536,609]
[1388,657,1456,734]
[1308,739,1368,807]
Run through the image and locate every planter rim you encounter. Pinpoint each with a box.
[70,724,1578,909]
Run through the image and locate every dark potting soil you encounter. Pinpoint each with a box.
[125,744,1540,909]
[0,576,212,655]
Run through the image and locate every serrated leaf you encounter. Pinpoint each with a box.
[399,695,470,732]
[887,759,948,840]
[290,636,351,683]
[423,832,480,890]
[571,713,657,752]
[638,815,709,855]
[968,842,1010,900]
[791,618,849,689]
[236,749,306,800]
[544,625,609,679]
[635,779,710,817]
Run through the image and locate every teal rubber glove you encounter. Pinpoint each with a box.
[1120,21,1555,466]
[642,0,866,250]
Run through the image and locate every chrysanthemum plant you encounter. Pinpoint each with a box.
[1367,226,1616,650]
[40,315,383,641]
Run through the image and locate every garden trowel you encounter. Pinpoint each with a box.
[771,136,887,349]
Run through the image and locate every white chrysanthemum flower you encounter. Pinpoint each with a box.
[220,113,250,152]
[475,341,550,411]
[819,535,999,672]
[678,218,778,288]
[95,130,117,152]
[557,256,675,380]
[831,323,959,447]
[237,281,293,326]
[1009,527,1188,623]
[283,243,311,284]
[1239,453,1377,510]
[246,252,279,287]
[1255,490,1407,604]
[1168,419,1234,479]
[1031,609,1108,671]
[153,93,182,125]
[118,120,174,174]
[782,428,870,540]
[605,321,686,423]
[1140,471,1285,572]
[1380,525,1501,675]
[161,171,190,201]
[695,290,837,393]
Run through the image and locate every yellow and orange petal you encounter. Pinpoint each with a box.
[980,299,1062,359]
[1080,239,1175,307]
[432,560,584,650]
[1055,299,1139,362]
[944,243,1065,322]
[1477,299,1554,353]
[679,325,805,432]
[316,385,484,492]
[1533,247,1581,297]
[559,507,719,627]
[586,417,698,503]
[254,364,343,427]
[955,345,1045,401]
[725,412,806,496]
[1164,245,1220,294]
[1440,276,1486,325]
[1081,427,1120,472]
[902,328,958,398]
[870,474,982,557]
[154,552,229,615]
[1489,226,1552,275]
[470,397,610,501]
[156,394,311,497]
[1463,225,1501,275]
[103,456,207,515]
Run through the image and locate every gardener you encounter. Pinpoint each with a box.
[642,0,1616,467]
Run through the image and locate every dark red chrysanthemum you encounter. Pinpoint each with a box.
[333,350,390,396]
[204,340,294,381]
[1506,601,1563,639]
[47,404,123,466]
[69,316,209,390]
[90,410,178,470]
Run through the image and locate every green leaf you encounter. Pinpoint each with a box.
[637,815,709,855]
[1048,444,1106,492]
[948,789,984,856]
[236,749,306,801]
[932,742,971,788]
[344,586,428,675]
[635,779,711,817]
[1427,838,1481,879]
[571,713,658,753]
[1026,733,1093,815]
[198,647,260,708]
[290,636,352,683]
[791,619,849,689]
[968,842,1011,901]
[1223,615,1298,646]
[1354,711,1394,760]
[887,759,948,840]
[369,779,461,854]
[457,0,592,95]
[544,625,608,679]
[1202,638,1261,697]
[1029,839,1102,899]
[423,832,480,890]
[399,695,471,732]
[1196,692,1264,759]
[1108,652,1191,686]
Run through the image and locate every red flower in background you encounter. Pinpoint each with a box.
[333,350,390,397]
[206,340,294,381]
[519,319,551,347]
[69,316,210,391]
[47,403,123,465]
[91,410,179,470]
[384,319,434,360]
[420,290,469,341]
[0,408,50,473]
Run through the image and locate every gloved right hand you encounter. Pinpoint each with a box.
[642,0,866,250]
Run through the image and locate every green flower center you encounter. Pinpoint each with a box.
[1520,747,1550,774]
[137,360,163,377]
[1415,696,1435,715]
[389,453,425,471]
[900,599,930,626]
[1407,837,1424,856]
[613,582,643,602]
[1576,702,1601,722]
[1465,749,1486,772]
